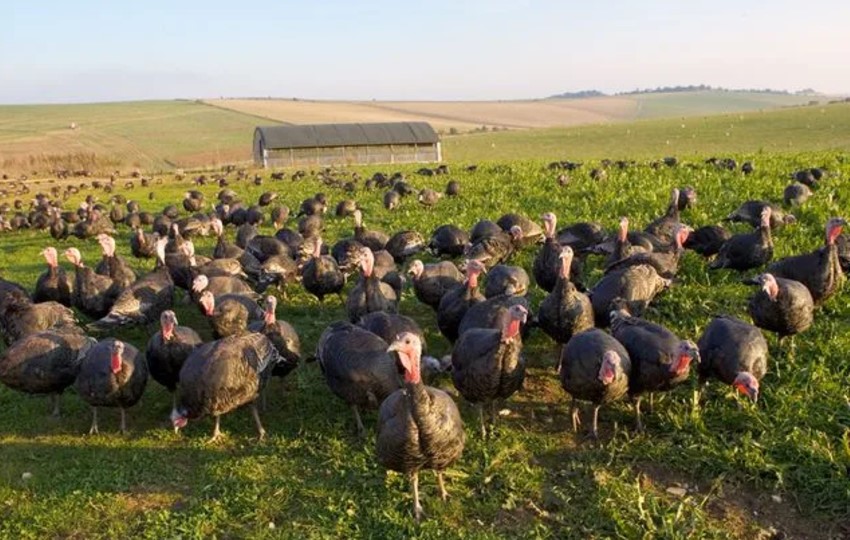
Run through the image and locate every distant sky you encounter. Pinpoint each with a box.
[2,0,849,104]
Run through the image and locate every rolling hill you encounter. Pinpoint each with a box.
[0,92,842,173]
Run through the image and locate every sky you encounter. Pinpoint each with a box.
[2,0,849,104]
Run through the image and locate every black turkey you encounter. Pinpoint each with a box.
[33,246,74,306]
[346,248,398,323]
[247,295,300,378]
[302,238,346,302]
[589,264,670,327]
[436,260,486,343]
[610,307,699,431]
[377,333,465,522]
[0,326,95,416]
[407,260,463,310]
[172,332,283,441]
[725,200,795,229]
[145,310,202,407]
[484,264,529,298]
[198,290,263,338]
[766,217,846,304]
[710,207,773,271]
[65,247,119,319]
[559,328,631,438]
[696,316,768,404]
[75,339,148,434]
[451,304,528,437]
[746,273,814,340]
[316,321,401,435]
[537,246,594,344]
[428,224,469,257]
[88,237,174,332]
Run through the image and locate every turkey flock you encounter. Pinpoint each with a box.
[0,162,846,521]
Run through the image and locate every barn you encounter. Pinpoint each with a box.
[253,122,441,167]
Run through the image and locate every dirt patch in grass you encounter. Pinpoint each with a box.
[635,462,849,540]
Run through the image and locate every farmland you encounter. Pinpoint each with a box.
[0,92,836,173]
[0,145,849,538]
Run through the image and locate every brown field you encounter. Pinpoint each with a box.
[205,92,816,132]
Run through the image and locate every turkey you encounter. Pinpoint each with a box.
[377,333,465,522]
[87,237,174,332]
[589,264,670,327]
[537,246,594,344]
[532,212,566,292]
[643,188,681,247]
[130,228,159,259]
[385,230,425,263]
[301,238,346,302]
[0,295,76,346]
[604,224,691,278]
[709,207,773,271]
[457,293,532,337]
[357,311,425,348]
[725,200,795,229]
[34,246,74,306]
[428,224,469,257]
[346,248,398,323]
[352,209,388,251]
[559,328,631,438]
[211,218,244,259]
[684,225,731,258]
[556,221,607,253]
[765,217,846,304]
[484,264,530,298]
[599,216,653,267]
[144,309,202,410]
[65,247,119,318]
[746,273,814,340]
[172,332,283,441]
[437,260,486,343]
[407,260,463,310]
[418,188,443,208]
[784,183,812,206]
[696,316,768,404]
[94,234,137,289]
[331,238,365,276]
[191,274,257,301]
[0,327,95,416]
[452,304,528,437]
[183,190,205,212]
[464,225,522,268]
[198,290,264,338]
[383,190,401,210]
[610,307,699,431]
[497,213,544,245]
[75,339,148,434]
[247,295,300,378]
[316,321,401,435]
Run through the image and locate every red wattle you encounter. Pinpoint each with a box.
[110,354,122,374]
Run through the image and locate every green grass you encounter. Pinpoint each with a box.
[632,91,818,119]
[445,102,850,162]
[0,100,277,171]
[0,151,849,538]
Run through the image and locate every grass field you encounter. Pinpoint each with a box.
[0,92,828,174]
[0,100,278,172]
[0,148,848,538]
[445,102,850,162]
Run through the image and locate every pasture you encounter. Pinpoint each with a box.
[0,92,833,174]
[0,150,848,539]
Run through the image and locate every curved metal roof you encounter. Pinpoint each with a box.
[254,122,438,149]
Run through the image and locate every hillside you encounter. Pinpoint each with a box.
[0,94,842,173]
[0,100,276,172]
[445,101,850,162]
[207,91,815,132]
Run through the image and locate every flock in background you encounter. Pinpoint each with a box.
[0,160,846,520]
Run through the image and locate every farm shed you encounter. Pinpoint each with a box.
[253,122,441,167]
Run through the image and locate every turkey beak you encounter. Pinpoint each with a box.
[504,284,517,296]
[748,387,759,403]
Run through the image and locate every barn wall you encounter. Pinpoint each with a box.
[261,144,440,167]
